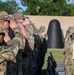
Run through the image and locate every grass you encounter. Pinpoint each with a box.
[42,48,64,69]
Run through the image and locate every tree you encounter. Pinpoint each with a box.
[54,0,67,15]
[0,0,22,14]
[21,0,74,16]
[69,4,74,16]
[21,0,54,15]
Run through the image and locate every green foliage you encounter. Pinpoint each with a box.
[0,0,22,14]
[69,4,74,16]
[61,5,71,16]
[21,0,74,16]
[42,49,64,69]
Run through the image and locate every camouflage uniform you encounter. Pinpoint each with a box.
[64,27,74,75]
[0,11,14,21]
[7,26,25,75]
[22,24,36,75]
[32,25,47,75]
[35,26,47,75]
[12,12,24,20]
[0,11,8,20]
[0,25,25,75]
[25,24,34,50]
[12,12,36,75]
[38,26,47,38]
[0,11,25,75]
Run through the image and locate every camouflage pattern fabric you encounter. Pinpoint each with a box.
[0,40,20,75]
[25,24,34,50]
[0,26,8,33]
[35,26,47,75]
[12,12,24,20]
[0,11,8,20]
[0,11,13,21]
[33,27,39,35]
[31,26,47,75]
[65,42,74,75]
[0,61,7,75]
[38,26,47,39]
[30,25,47,75]
[22,24,47,75]
[7,26,25,75]
[22,24,37,75]
[39,26,46,33]
[68,26,74,32]
[64,27,74,75]
[0,26,25,75]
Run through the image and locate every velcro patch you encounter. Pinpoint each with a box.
[4,45,11,49]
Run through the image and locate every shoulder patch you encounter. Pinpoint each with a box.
[4,45,11,49]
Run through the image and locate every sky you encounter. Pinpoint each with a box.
[67,0,74,4]
[2,0,27,11]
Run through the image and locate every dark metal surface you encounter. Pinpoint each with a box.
[47,19,64,48]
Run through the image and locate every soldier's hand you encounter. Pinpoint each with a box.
[19,25,26,36]
[4,32,11,42]
[22,18,30,26]
[10,20,18,29]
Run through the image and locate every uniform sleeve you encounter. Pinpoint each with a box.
[25,25,34,38]
[0,26,25,63]
[24,25,34,50]
[7,26,25,49]
[0,40,20,63]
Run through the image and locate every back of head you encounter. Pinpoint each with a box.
[39,26,46,33]
[69,27,74,35]
[68,26,74,32]
[12,12,24,20]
